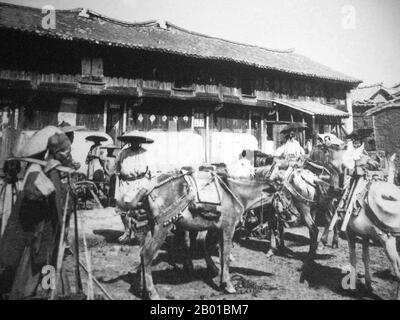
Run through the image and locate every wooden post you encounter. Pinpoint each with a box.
[191,107,195,130]
[260,112,265,152]
[311,114,316,144]
[122,102,127,134]
[248,109,252,133]
[103,101,107,132]
[372,115,377,148]
[205,110,210,163]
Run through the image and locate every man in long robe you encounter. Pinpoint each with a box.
[0,127,73,299]
[275,131,305,165]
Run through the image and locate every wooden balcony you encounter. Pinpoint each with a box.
[0,69,343,109]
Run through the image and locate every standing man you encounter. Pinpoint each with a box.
[0,126,75,299]
[114,133,154,243]
[85,135,107,181]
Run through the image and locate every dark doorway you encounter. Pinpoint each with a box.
[106,102,123,144]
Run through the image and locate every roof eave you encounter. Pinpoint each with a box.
[0,24,361,86]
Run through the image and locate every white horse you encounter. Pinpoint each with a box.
[345,152,400,299]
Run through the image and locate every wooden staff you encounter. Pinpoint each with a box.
[78,259,113,300]
[79,210,94,300]
[72,188,83,294]
[50,190,70,300]
[340,176,360,232]
[329,177,354,231]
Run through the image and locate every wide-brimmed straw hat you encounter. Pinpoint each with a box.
[85,135,108,143]
[15,126,64,157]
[58,121,85,133]
[117,131,154,144]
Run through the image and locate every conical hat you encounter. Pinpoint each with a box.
[15,126,63,157]
[58,121,85,133]
[85,135,108,143]
[117,131,154,144]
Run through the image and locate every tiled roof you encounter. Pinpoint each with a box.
[352,83,395,103]
[364,97,400,116]
[273,98,349,118]
[0,2,361,85]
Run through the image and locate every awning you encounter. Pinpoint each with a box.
[272,98,349,118]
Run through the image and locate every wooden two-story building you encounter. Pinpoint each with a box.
[0,3,361,172]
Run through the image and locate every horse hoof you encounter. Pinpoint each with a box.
[266,249,275,259]
[222,282,236,294]
[147,291,162,300]
[229,254,235,263]
[118,233,131,244]
[183,264,195,275]
[365,283,373,293]
[332,242,339,249]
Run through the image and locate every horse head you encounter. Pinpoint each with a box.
[330,142,365,173]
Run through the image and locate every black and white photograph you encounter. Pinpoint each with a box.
[0,0,400,305]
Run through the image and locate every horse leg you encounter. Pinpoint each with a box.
[140,224,170,300]
[346,231,357,291]
[276,221,287,253]
[320,226,330,248]
[362,237,372,292]
[332,224,339,249]
[303,205,319,264]
[320,205,330,248]
[299,205,319,283]
[199,230,219,276]
[267,216,286,258]
[182,231,196,274]
[118,212,132,243]
[219,226,236,294]
[379,234,400,300]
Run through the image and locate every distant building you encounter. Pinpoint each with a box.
[364,97,400,170]
[0,3,361,172]
[351,82,400,151]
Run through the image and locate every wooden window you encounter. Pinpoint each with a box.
[174,64,194,89]
[81,57,104,82]
[241,79,254,96]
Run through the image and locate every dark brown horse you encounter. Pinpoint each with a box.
[138,171,275,300]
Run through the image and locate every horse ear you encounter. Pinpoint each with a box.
[389,153,397,163]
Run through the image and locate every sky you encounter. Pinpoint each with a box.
[3,0,400,87]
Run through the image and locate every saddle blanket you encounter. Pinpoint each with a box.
[187,171,221,205]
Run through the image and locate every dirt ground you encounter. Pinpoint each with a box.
[66,207,399,300]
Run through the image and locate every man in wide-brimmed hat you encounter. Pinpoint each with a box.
[85,135,108,181]
[0,126,75,299]
[275,130,305,161]
[114,132,154,243]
